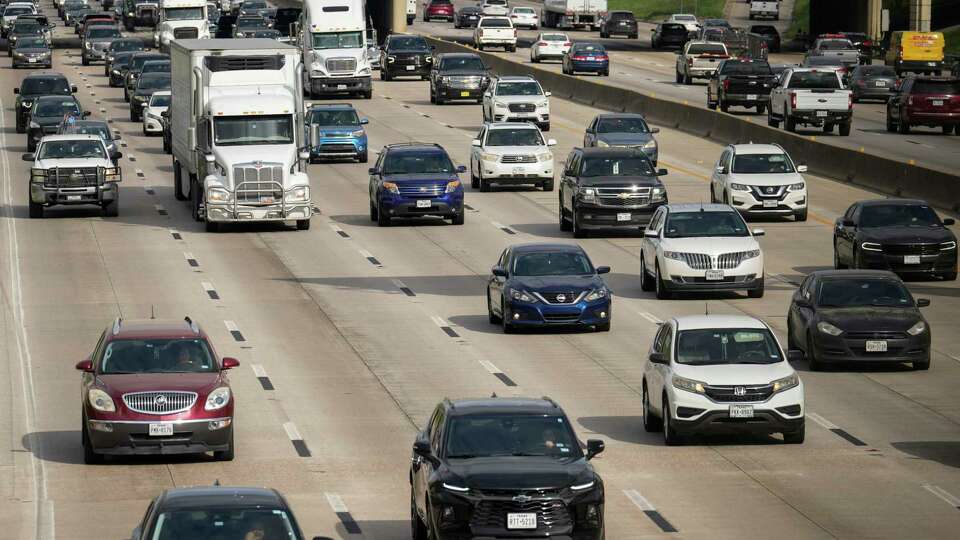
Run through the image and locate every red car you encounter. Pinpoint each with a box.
[76,317,238,464]
[886,76,960,134]
[423,0,454,22]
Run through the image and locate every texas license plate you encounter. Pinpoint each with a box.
[337,84,347,89]
[729,404,754,418]
[405,65,415,70]
[148,423,174,436]
[28,58,37,63]
[705,269,724,280]
[460,91,470,97]
[67,195,82,201]
[865,340,888,352]
[932,100,944,106]
[928,62,937,66]
[763,199,778,208]
[617,212,631,222]
[875,81,886,86]
[816,110,828,117]
[747,94,757,100]
[507,513,537,530]
[904,255,921,264]
[416,199,431,208]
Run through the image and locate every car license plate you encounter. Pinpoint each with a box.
[747,94,757,100]
[28,58,37,63]
[705,269,724,281]
[865,340,888,352]
[928,62,937,66]
[405,65,415,71]
[460,91,470,97]
[904,255,921,264]
[337,84,347,89]
[617,212,631,222]
[507,513,537,530]
[875,81,886,87]
[816,110,828,117]
[416,199,431,208]
[148,423,173,436]
[67,195,81,201]
[932,100,944,107]
[763,199,778,208]
[729,404,754,418]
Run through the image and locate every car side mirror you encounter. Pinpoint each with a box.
[547,138,557,146]
[841,219,856,228]
[456,165,467,173]
[471,139,481,147]
[111,151,123,160]
[72,85,78,93]
[787,350,804,362]
[221,357,240,369]
[160,110,168,117]
[21,153,34,161]
[650,127,660,133]
[796,164,808,173]
[942,218,955,226]
[586,439,604,460]
[643,229,658,238]
[412,439,431,457]
[368,167,379,175]
[544,91,551,97]
[595,265,610,274]
[916,298,930,307]
[360,118,369,125]
[716,166,728,174]
[13,88,18,94]
[752,228,765,237]
[491,265,507,277]
[648,352,667,364]
[82,111,91,118]
[75,358,94,372]
[657,168,668,176]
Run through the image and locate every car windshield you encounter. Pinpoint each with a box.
[22,78,70,94]
[114,55,133,68]
[237,17,267,28]
[819,39,855,50]
[213,115,294,146]
[16,37,46,48]
[676,328,782,365]
[110,39,144,52]
[4,7,34,16]
[36,99,80,116]
[512,251,593,276]
[100,338,216,374]
[856,66,895,77]
[581,156,654,177]
[486,128,543,146]
[382,152,455,174]
[596,117,649,133]
[38,140,105,159]
[445,414,582,459]
[163,7,203,20]
[149,507,299,537]
[789,71,842,89]
[242,0,266,8]
[514,7,535,14]
[817,278,913,307]
[389,36,428,50]
[88,27,120,38]
[13,22,42,33]
[150,94,171,107]
[131,55,165,70]
[573,44,604,54]
[480,18,510,28]
[137,74,170,91]
[859,204,942,228]
[495,81,542,96]
[732,153,795,173]
[440,56,484,70]
[688,43,727,55]
[312,31,362,49]
[664,210,750,238]
[674,14,696,21]
[912,80,960,94]
[721,61,771,75]
[309,109,359,125]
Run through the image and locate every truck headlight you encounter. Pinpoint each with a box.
[672,375,706,394]
[285,185,309,202]
[445,180,461,193]
[494,101,507,109]
[651,186,666,201]
[642,139,657,150]
[771,374,799,393]
[207,187,232,203]
[358,67,371,76]
[579,187,596,201]
[817,321,843,336]
[88,389,116,412]
[204,387,231,411]
[585,288,607,302]
[906,321,927,336]
[509,288,537,303]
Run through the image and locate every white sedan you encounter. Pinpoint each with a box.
[142,90,170,136]
[469,122,556,192]
[530,32,570,63]
[509,6,539,29]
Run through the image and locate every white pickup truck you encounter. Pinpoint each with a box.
[767,68,853,135]
[749,1,779,20]
[474,16,517,52]
[676,41,729,84]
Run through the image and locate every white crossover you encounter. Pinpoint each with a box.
[509,6,539,29]
[710,143,808,221]
[470,122,556,192]
[482,75,551,131]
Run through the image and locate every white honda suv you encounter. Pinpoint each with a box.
[640,203,765,299]
[710,143,809,221]
[642,315,805,445]
[482,76,552,132]
[470,122,556,192]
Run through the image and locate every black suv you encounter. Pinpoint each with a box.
[410,397,605,540]
[559,147,668,237]
[429,52,490,105]
[15,74,76,134]
[129,71,170,121]
[650,22,688,49]
[380,33,434,81]
[27,95,88,151]
[600,10,637,39]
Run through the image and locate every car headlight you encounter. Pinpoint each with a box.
[440,75,451,84]
[112,69,120,75]
[642,139,657,150]
[351,129,365,137]
[595,139,609,147]
[480,152,499,162]
[585,288,607,302]
[382,181,399,194]
[537,152,552,162]
[509,288,537,303]
[494,101,507,109]
[537,100,549,108]
[85,42,91,49]
[21,100,32,108]
[651,186,666,201]
[672,375,706,394]
[662,250,684,261]
[570,480,595,491]
[445,180,461,193]
[88,388,116,412]
[443,482,469,493]
[787,182,805,191]
[771,373,799,393]
[204,387,231,411]
[13,52,23,58]
[941,241,957,251]
[285,185,309,202]
[207,187,232,203]
[817,321,843,336]
[906,321,927,336]
[742,249,761,259]
[358,67,371,76]
[386,55,396,63]
[860,242,882,251]
[579,187,596,201]
[730,183,751,191]
[29,121,40,129]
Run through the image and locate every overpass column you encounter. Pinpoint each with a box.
[867,0,882,40]
[909,0,932,32]
[391,0,408,33]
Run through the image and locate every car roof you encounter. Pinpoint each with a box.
[36,94,78,101]
[858,198,929,207]
[486,121,539,130]
[730,143,785,154]
[384,142,446,153]
[107,318,206,341]
[22,72,68,81]
[510,242,584,254]
[664,203,735,213]
[158,487,287,511]
[309,103,356,110]
[39,134,102,143]
[673,315,767,331]
[438,52,482,59]
[808,269,903,280]
[445,397,562,416]
[68,120,109,128]
[595,112,647,120]
[496,75,537,82]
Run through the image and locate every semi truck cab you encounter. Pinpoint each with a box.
[155,0,209,51]
[300,0,372,99]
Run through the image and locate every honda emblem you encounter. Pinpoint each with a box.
[733,386,746,396]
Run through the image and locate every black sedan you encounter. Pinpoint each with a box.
[453,6,481,28]
[834,199,957,280]
[849,65,897,103]
[487,243,612,333]
[129,72,171,122]
[787,270,931,370]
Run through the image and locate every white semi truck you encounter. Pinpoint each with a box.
[298,0,372,99]
[154,0,210,51]
[169,39,312,232]
[541,0,608,30]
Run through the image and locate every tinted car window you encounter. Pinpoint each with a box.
[382,151,455,174]
[36,99,80,116]
[720,61,772,75]
[479,18,510,28]
[687,43,727,55]
[137,74,171,90]
[817,278,913,307]
[309,109,360,125]
[676,329,782,365]
[486,128,543,146]
[388,36,428,50]
[440,56,484,70]
[731,153,795,174]
[580,156,654,177]
[445,414,582,459]
[912,81,960,94]
[100,338,216,374]
[38,139,105,160]
[513,251,592,275]
[495,81,542,96]
[22,78,71,94]
[789,71,842,89]
[16,37,46,48]
[664,211,750,238]
[859,204,942,228]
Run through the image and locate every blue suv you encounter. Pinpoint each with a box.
[487,243,612,332]
[368,143,466,226]
[306,103,369,163]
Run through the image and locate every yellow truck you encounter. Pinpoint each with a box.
[885,31,945,75]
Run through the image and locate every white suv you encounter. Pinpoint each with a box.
[710,144,809,221]
[482,76,551,131]
[642,315,805,445]
[470,122,556,192]
[640,203,765,299]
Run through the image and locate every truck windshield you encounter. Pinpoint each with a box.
[788,71,841,89]
[163,7,203,20]
[312,31,362,49]
[38,140,106,160]
[214,115,294,146]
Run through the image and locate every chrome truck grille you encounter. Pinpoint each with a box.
[173,27,199,39]
[233,163,284,205]
[595,186,651,208]
[325,57,356,74]
[500,154,537,163]
[123,391,198,414]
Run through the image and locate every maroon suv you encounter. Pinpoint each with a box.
[886,76,960,134]
[423,0,454,22]
[76,317,238,464]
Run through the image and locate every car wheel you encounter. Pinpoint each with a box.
[655,262,671,300]
[559,196,572,231]
[27,137,36,152]
[662,396,683,446]
[942,271,957,281]
[898,115,910,134]
[795,207,808,222]
[675,70,681,84]
[487,291,502,324]
[833,240,847,269]
[28,200,43,219]
[102,196,119,217]
[838,122,851,136]
[542,179,554,191]
[756,103,766,115]
[707,96,717,110]
[640,255,654,291]
[785,116,796,132]
[359,151,368,163]
[747,277,764,298]
[451,207,464,225]
[411,492,428,540]
[709,184,717,203]
[943,125,955,135]
[479,173,490,192]
[369,201,378,222]
[767,108,779,128]
[572,205,586,238]
[806,332,823,371]
[296,219,311,230]
[719,97,728,112]
[214,429,235,461]
[429,86,437,104]
[912,357,930,370]
[377,202,391,227]
[501,300,514,334]
[642,385,662,432]
[783,421,805,444]
[470,170,479,189]
[823,123,834,134]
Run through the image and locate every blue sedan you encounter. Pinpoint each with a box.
[562,42,609,76]
[487,243,612,333]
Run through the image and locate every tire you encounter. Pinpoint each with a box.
[640,256,654,291]
[429,86,436,104]
[783,421,805,444]
[886,114,897,132]
[411,492,428,540]
[839,122,851,136]
[369,201,378,222]
[82,421,103,465]
[596,322,610,332]
[795,207,808,222]
[542,179,554,192]
[102,196,119,217]
[806,332,823,371]
[747,277,764,298]
[600,31,608,39]
[767,108,779,128]
[377,203,391,227]
[572,205,586,238]
[501,301,514,334]
[823,123,834,134]
[28,201,43,219]
[785,116,796,132]
[163,135,171,154]
[559,197,572,231]
[362,90,372,100]
[16,120,24,134]
[213,429,234,461]
[833,240,847,269]
[296,219,311,230]
[27,137,36,152]
[602,70,609,77]
[719,97,728,113]
[642,385,662,432]
[470,171,479,190]
[451,208,464,225]
[190,177,202,222]
[359,151,368,163]
[675,70,681,84]
[942,271,957,281]
[662,396,683,446]
[82,56,89,66]
[913,358,930,371]
[173,160,187,201]
[707,97,717,110]
[487,291,501,324]
[654,262,671,299]
[944,125,955,135]
[479,174,490,192]
[381,69,390,81]
[757,103,766,115]
[898,116,910,134]
[683,72,691,85]
[540,122,550,132]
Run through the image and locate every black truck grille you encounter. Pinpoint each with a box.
[173,27,198,39]
[704,384,774,403]
[470,499,571,531]
[43,167,100,187]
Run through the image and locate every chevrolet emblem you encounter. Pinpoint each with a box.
[617,192,632,199]
[512,494,533,503]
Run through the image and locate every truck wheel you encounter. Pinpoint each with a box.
[362,90,372,99]
[719,98,728,112]
[296,219,311,230]
[28,201,43,219]
[206,220,220,233]
[839,122,851,136]
[191,179,202,222]
[683,72,691,85]
[822,123,834,134]
[173,160,188,201]
[767,109,779,127]
[898,117,910,134]
[359,151,368,163]
[756,103,766,114]
[675,70,681,83]
[103,196,119,217]
[785,117,796,132]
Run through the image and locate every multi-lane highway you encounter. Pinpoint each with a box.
[413,0,960,174]
[2,1,960,539]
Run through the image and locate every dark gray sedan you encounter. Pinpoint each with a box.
[583,113,660,165]
[11,37,52,68]
[850,65,898,103]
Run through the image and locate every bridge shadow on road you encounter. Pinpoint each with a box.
[22,431,223,465]
[891,441,960,469]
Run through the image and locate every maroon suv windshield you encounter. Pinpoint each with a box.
[100,338,216,374]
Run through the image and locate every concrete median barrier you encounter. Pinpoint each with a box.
[425,36,960,213]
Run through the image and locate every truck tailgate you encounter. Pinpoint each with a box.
[795,90,849,110]
[692,55,727,69]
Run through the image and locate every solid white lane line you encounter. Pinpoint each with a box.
[806,412,838,430]
[923,484,960,508]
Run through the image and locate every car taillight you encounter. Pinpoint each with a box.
[536,41,546,47]
[513,28,517,36]
[908,96,913,106]
[687,58,693,65]
[790,91,797,109]
[572,55,588,61]
[863,40,872,47]
[597,55,608,61]
[848,94,853,109]
[563,42,571,47]
[722,79,730,90]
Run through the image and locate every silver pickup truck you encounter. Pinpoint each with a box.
[676,40,730,84]
[808,38,860,66]
[767,68,853,135]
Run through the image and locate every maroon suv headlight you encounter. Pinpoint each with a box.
[204,387,231,411]
[88,388,116,412]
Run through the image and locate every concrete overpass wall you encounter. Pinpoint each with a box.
[367,0,407,44]
[809,0,873,36]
